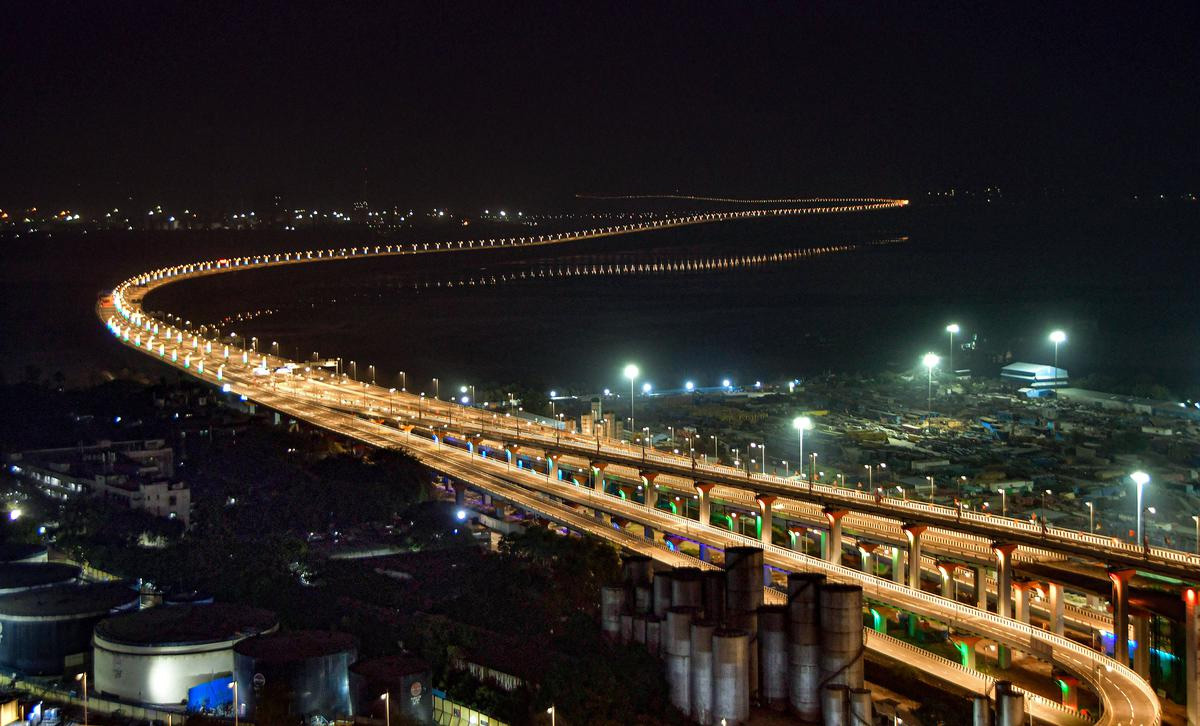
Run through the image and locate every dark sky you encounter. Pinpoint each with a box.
[2,2,1196,208]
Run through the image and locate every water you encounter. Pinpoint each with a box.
[140,201,1200,397]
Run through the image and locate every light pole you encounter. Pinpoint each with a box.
[228,680,238,726]
[793,416,812,487]
[399,370,406,391]
[946,323,960,375]
[624,363,639,432]
[1132,470,1150,544]
[380,692,390,726]
[547,705,556,726]
[1001,488,1008,516]
[1193,514,1199,555]
[76,673,88,726]
[926,475,935,500]
[1041,489,1051,525]
[865,464,874,489]
[810,452,817,483]
[1049,330,1066,380]
[922,352,939,419]
[1086,501,1094,532]
[433,377,439,400]
[710,434,718,461]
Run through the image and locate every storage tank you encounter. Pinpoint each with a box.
[712,628,750,725]
[600,586,625,642]
[849,687,873,724]
[632,616,647,645]
[670,568,703,609]
[818,584,864,690]
[757,605,788,710]
[645,616,662,656]
[633,585,652,615]
[0,563,80,595]
[702,570,725,623]
[723,547,763,701]
[350,655,433,726]
[689,620,716,725]
[0,543,48,564]
[233,630,357,721]
[0,582,139,675]
[663,607,698,716]
[622,555,654,587]
[821,684,849,726]
[653,572,673,618]
[972,693,992,726]
[93,603,278,705]
[787,572,825,721]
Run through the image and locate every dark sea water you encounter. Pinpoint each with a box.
[4,201,1198,396]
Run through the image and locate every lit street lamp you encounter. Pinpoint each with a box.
[1049,330,1066,378]
[710,434,718,461]
[1086,501,1094,532]
[228,680,237,726]
[76,673,88,726]
[946,323,960,375]
[1132,470,1150,544]
[380,692,390,726]
[922,352,939,419]
[624,364,639,432]
[793,416,812,487]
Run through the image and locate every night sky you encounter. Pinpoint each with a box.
[3,3,1196,208]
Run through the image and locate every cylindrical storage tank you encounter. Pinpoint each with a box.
[632,616,647,645]
[702,570,725,624]
[93,603,278,705]
[653,572,673,618]
[712,629,750,726]
[664,607,698,716]
[349,655,433,726]
[819,584,864,690]
[996,690,1025,726]
[600,586,625,642]
[723,547,763,701]
[821,684,849,726]
[0,563,80,595]
[972,694,992,726]
[757,605,788,711]
[634,585,652,615]
[645,616,662,656]
[0,543,48,564]
[670,568,703,609]
[233,630,357,721]
[620,613,634,643]
[163,591,215,607]
[787,572,825,721]
[623,555,654,587]
[0,582,138,675]
[849,687,873,724]
[689,621,716,725]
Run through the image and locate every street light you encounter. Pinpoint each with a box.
[1049,330,1066,377]
[926,475,935,501]
[547,705,556,726]
[946,323,960,375]
[1086,501,1094,532]
[793,416,813,487]
[1193,514,1199,556]
[922,352,939,418]
[76,673,88,726]
[1132,470,1150,544]
[1041,489,1052,525]
[624,364,639,431]
[380,692,390,726]
[228,680,238,726]
[710,434,718,461]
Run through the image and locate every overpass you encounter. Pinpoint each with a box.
[96,199,1196,725]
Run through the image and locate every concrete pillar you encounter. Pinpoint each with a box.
[1132,612,1151,680]
[481,493,493,507]
[1012,580,1036,625]
[698,543,709,563]
[452,482,466,507]
[991,543,1017,619]
[786,524,806,552]
[695,482,714,527]
[548,453,562,481]
[1183,587,1198,726]
[823,508,847,565]
[756,495,777,547]
[858,543,878,576]
[1056,674,1079,711]
[902,524,927,590]
[951,635,983,669]
[641,471,659,510]
[590,460,608,492]
[643,524,655,541]
[890,546,905,585]
[1046,582,1066,635]
[972,565,989,611]
[937,562,957,599]
[1108,568,1135,667]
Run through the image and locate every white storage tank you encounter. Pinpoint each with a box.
[94,603,278,705]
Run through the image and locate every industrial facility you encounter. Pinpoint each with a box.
[93,602,278,705]
[350,655,433,725]
[0,562,80,595]
[0,580,139,675]
[232,630,358,722]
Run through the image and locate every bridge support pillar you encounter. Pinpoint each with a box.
[1183,587,1198,726]
[755,495,776,547]
[640,472,660,510]
[951,635,982,670]
[936,562,957,600]
[547,454,562,481]
[1133,612,1151,680]
[698,543,709,562]
[1056,675,1080,711]
[902,524,927,590]
[694,483,714,527]
[643,524,656,542]
[858,543,878,575]
[890,547,905,584]
[1012,580,1035,624]
[1046,582,1066,635]
[823,508,848,565]
[482,494,492,507]
[1108,567,1135,668]
[590,461,609,492]
[991,543,1018,619]
[971,565,989,611]
[451,482,467,507]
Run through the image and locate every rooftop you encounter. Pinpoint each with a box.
[0,563,80,592]
[233,629,357,661]
[0,582,138,617]
[95,603,278,647]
